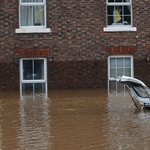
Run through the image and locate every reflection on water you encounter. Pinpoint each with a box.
[0,100,2,149]
[107,91,150,150]
[0,89,150,149]
[18,95,51,150]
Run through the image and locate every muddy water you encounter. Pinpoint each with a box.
[0,89,150,150]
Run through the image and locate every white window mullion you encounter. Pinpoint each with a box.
[20,59,23,82]
[22,80,46,83]
[115,58,117,78]
[44,3,46,28]
[122,5,124,25]
[123,58,125,76]
[107,3,131,6]
[116,78,117,93]
[45,82,47,97]
[33,83,35,96]
[32,60,34,80]
[131,4,133,29]
[32,6,33,26]
[20,59,23,97]
[44,58,47,82]
[131,56,133,77]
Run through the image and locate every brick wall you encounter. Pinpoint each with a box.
[1,0,150,90]
[48,60,107,89]
[0,62,19,91]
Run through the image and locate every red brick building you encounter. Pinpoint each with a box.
[0,0,150,92]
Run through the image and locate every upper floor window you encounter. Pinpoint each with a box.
[104,0,136,31]
[19,0,46,28]
[107,0,131,26]
[16,0,51,33]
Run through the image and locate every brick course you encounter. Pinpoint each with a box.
[16,48,50,58]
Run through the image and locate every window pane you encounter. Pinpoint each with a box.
[20,6,33,26]
[115,0,122,2]
[108,0,114,2]
[125,58,131,67]
[23,60,33,80]
[108,6,114,15]
[33,0,43,2]
[34,60,44,80]
[22,83,34,96]
[107,16,114,25]
[115,6,122,23]
[110,58,116,67]
[124,6,131,15]
[109,80,116,88]
[125,68,131,76]
[20,6,45,26]
[35,83,45,93]
[117,58,123,67]
[124,16,131,25]
[22,83,33,91]
[117,68,124,76]
[123,0,130,2]
[33,6,45,26]
[107,6,115,25]
[110,68,116,78]
[117,81,124,88]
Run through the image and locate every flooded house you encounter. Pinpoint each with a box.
[0,0,149,93]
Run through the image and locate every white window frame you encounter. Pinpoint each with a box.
[20,58,47,96]
[104,0,137,32]
[108,55,133,80]
[15,0,51,33]
[108,55,133,92]
[19,0,46,29]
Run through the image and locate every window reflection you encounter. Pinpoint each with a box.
[18,96,51,149]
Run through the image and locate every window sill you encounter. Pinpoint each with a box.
[103,26,137,32]
[15,28,51,33]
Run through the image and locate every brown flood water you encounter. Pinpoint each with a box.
[0,89,150,150]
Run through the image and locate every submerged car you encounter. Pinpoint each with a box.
[115,76,150,108]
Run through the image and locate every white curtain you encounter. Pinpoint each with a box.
[21,6,32,26]
[21,0,44,26]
